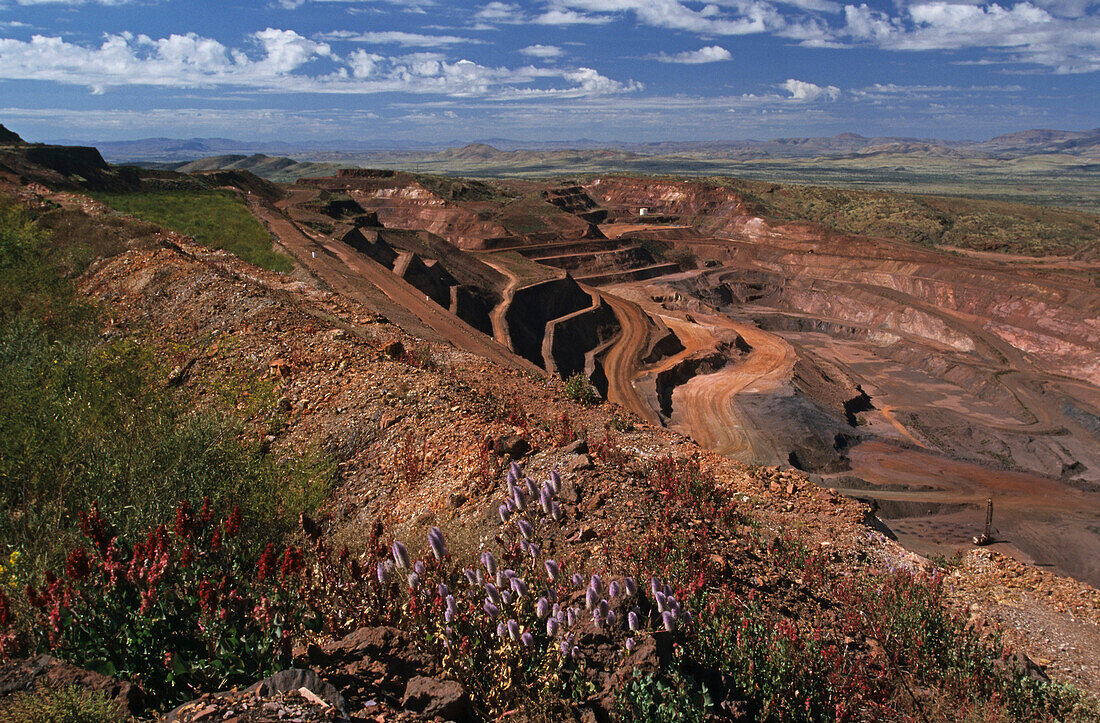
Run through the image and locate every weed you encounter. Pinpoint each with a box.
[0,685,123,723]
[564,372,600,405]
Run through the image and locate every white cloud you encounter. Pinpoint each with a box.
[781,78,841,100]
[0,29,641,99]
[653,45,733,63]
[543,0,779,35]
[836,2,1100,73]
[315,30,476,47]
[519,44,564,58]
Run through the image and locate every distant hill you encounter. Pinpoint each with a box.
[172,154,345,183]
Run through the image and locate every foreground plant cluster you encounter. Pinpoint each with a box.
[0,194,1096,721]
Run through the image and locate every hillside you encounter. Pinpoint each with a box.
[0,143,1098,720]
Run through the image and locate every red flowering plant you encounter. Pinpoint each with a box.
[11,500,307,710]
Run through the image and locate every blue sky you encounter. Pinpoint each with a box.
[0,0,1097,143]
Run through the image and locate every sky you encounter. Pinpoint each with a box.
[0,0,1097,143]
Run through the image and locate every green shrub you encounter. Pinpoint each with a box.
[0,685,122,723]
[564,372,600,405]
[92,190,292,272]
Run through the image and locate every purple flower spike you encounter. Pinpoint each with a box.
[499,504,511,523]
[567,609,576,627]
[540,489,553,515]
[551,502,563,521]
[608,581,621,599]
[650,577,661,599]
[528,543,540,558]
[571,646,580,659]
[445,608,455,624]
[407,572,420,590]
[655,591,667,612]
[475,569,485,586]
[497,621,507,637]
[501,590,513,606]
[438,583,450,598]
[536,597,550,619]
[560,639,571,655]
[628,611,640,631]
[513,487,527,511]
[550,470,562,493]
[481,551,497,576]
[597,599,609,619]
[507,619,520,642]
[516,519,534,540]
[484,600,500,618]
[521,632,534,647]
[624,577,637,597]
[662,610,677,632]
[547,618,559,636]
[428,527,447,560]
[511,576,528,597]
[590,575,603,595]
[464,568,477,585]
[607,610,616,627]
[625,637,635,652]
[392,541,411,570]
[585,587,598,610]
[510,461,522,479]
[545,559,561,582]
[525,477,539,498]
[485,582,502,606]
[377,561,390,584]
[572,573,585,588]
[414,560,425,576]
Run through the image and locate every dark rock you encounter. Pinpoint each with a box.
[563,454,593,473]
[559,477,582,504]
[565,439,589,455]
[0,654,144,715]
[247,668,345,712]
[401,676,472,721]
[382,339,404,360]
[450,492,468,507]
[493,434,530,459]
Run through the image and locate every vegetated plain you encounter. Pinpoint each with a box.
[2,130,1099,720]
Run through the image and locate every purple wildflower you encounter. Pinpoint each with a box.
[608,581,621,598]
[484,600,500,618]
[545,559,561,582]
[624,577,637,597]
[485,583,502,606]
[392,541,411,570]
[507,619,520,642]
[536,597,550,619]
[427,526,446,560]
[662,610,676,632]
[516,518,534,540]
[550,470,562,493]
[628,611,640,631]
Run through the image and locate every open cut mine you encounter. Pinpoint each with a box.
[2,128,1099,719]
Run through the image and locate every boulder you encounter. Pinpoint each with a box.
[401,676,472,721]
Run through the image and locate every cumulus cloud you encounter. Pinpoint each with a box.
[0,28,641,99]
[836,1,1100,73]
[653,45,733,63]
[519,44,564,58]
[781,78,841,100]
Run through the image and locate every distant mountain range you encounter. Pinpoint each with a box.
[40,127,1100,165]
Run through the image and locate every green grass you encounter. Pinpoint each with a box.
[93,189,293,272]
[0,195,332,586]
[0,685,122,723]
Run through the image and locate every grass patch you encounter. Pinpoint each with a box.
[0,685,122,723]
[92,190,292,272]
[0,193,332,598]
